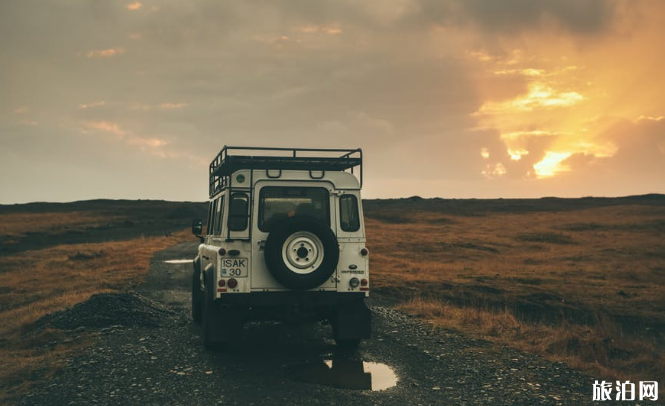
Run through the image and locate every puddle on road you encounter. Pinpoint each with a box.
[288,359,398,391]
[163,259,193,264]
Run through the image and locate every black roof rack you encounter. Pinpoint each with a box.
[209,146,362,197]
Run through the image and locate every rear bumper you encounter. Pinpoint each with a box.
[217,291,365,307]
[212,292,371,340]
[213,292,367,323]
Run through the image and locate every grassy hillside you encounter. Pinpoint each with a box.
[0,199,207,255]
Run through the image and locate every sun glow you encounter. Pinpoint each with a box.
[471,39,640,182]
[481,83,584,115]
[533,151,572,178]
[508,149,529,161]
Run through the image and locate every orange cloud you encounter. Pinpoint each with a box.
[299,24,342,34]
[81,120,169,153]
[459,1,665,189]
[501,130,556,140]
[480,83,584,114]
[158,102,187,109]
[126,2,143,11]
[636,115,664,122]
[465,50,493,62]
[252,35,301,49]
[493,68,545,77]
[79,101,106,109]
[127,137,166,147]
[84,120,126,136]
[84,47,125,59]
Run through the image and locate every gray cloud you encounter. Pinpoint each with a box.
[0,0,662,203]
[0,0,487,203]
[572,118,665,177]
[413,0,621,35]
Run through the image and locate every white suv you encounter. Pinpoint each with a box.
[191,147,370,348]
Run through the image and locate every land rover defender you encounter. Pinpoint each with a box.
[191,146,370,348]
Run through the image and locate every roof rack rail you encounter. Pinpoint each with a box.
[209,146,362,197]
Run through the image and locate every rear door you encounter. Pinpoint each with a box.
[250,181,338,290]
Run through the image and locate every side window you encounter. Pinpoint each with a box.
[207,199,218,236]
[205,201,214,234]
[228,193,249,231]
[214,195,225,235]
[339,194,360,232]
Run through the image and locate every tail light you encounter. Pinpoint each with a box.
[349,277,360,288]
[218,279,226,287]
[228,278,238,289]
[360,248,369,256]
[361,279,368,286]
[218,248,226,256]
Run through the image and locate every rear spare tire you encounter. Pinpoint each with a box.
[264,217,339,290]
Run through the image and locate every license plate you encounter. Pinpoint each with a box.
[221,258,248,277]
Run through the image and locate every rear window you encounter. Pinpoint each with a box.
[259,187,329,232]
[339,194,360,232]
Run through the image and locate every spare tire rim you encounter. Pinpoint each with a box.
[282,231,325,274]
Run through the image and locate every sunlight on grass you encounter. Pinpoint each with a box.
[366,203,665,386]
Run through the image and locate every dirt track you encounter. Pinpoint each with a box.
[17,241,599,406]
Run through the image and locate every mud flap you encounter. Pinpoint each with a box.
[203,268,243,345]
[333,301,371,340]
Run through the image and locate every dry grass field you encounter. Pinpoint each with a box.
[0,200,203,401]
[0,211,118,238]
[1,196,663,399]
[364,195,665,385]
[0,233,193,400]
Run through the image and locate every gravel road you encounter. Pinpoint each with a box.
[18,241,605,406]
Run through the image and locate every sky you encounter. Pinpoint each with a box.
[1,0,664,203]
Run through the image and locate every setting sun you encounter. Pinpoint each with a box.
[533,151,572,178]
